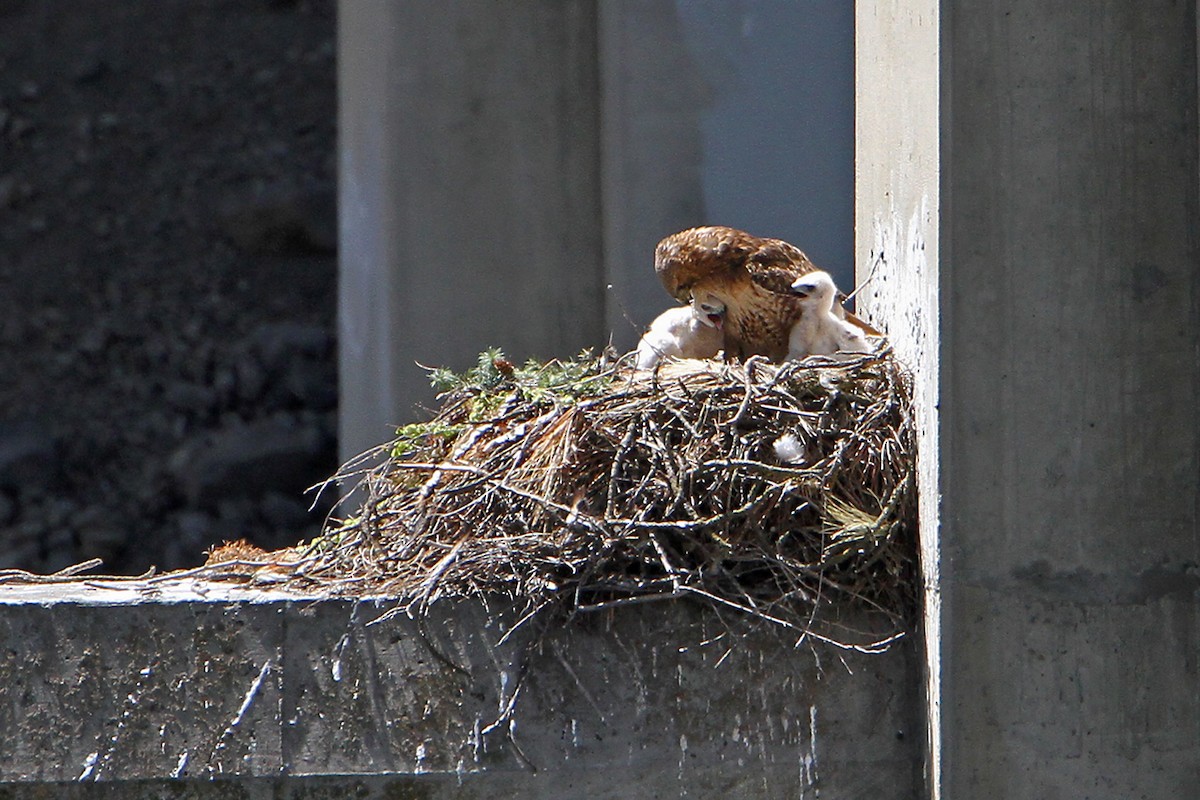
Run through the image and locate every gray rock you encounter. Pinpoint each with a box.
[158,510,225,570]
[73,55,110,84]
[151,69,177,93]
[246,322,331,365]
[234,323,335,410]
[77,322,112,354]
[0,1,32,18]
[216,497,256,523]
[164,380,217,414]
[259,490,312,530]
[213,499,258,545]
[72,506,127,561]
[234,355,268,404]
[169,414,334,507]
[42,497,77,526]
[0,417,57,491]
[282,356,337,410]
[0,539,39,571]
[218,183,336,255]
[7,116,34,141]
[211,365,237,402]
[76,527,126,563]
[176,510,213,542]
[40,527,77,572]
[0,174,15,208]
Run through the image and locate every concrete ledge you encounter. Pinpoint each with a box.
[0,581,917,798]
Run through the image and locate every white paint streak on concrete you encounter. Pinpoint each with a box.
[229,660,272,731]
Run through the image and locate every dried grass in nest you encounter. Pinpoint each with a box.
[273,346,918,652]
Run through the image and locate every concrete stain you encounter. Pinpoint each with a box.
[1012,559,1200,605]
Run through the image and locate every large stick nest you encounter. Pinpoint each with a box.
[255,346,918,651]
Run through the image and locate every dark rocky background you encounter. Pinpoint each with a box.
[0,0,337,574]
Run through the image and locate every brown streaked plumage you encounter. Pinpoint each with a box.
[654,226,877,362]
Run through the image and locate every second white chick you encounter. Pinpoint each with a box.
[635,294,726,369]
[786,270,870,360]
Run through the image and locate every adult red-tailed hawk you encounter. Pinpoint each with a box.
[654,226,877,362]
[786,270,871,359]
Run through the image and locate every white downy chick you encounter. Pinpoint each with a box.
[772,432,808,465]
[785,271,870,360]
[635,293,726,369]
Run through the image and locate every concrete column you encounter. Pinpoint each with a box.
[857,1,1200,797]
[598,1,707,347]
[338,1,604,459]
[599,1,855,350]
[853,1,942,792]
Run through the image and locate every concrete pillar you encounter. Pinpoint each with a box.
[597,1,707,346]
[857,1,1200,797]
[338,1,604,459]
[599,1,855,350]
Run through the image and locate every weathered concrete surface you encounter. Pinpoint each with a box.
[599,2,855,350]
[598,0,707,348]
[0,582,918,798]
[854,1,941,793]
[338,0,605,459]
[857,1,1200,797]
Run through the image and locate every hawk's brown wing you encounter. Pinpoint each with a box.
[744,237,819,295]
[743,238,879,332]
